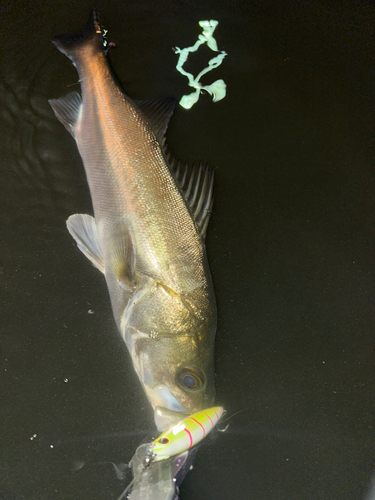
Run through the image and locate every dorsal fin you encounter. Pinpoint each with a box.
[134,96,214,237]
[134,97,176,148]
[166,151,215,238]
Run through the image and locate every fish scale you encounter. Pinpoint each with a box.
[49,10,217,431]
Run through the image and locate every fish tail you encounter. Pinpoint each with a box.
[52,9,104,63]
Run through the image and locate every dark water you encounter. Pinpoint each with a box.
[1,1,375,499]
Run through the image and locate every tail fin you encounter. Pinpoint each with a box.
[52,9,104,63]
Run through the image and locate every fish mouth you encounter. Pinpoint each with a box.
[154,406,190,432]
[144,384,189,431]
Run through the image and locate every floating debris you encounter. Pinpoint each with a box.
[175,20,227,109]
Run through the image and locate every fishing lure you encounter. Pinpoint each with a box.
[150,406,224,462]
[115,407,224,500]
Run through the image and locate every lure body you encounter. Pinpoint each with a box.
[151,406,224,461]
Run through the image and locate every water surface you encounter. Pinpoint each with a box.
[1,1,375,499]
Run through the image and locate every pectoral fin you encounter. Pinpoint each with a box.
[107,220,136,290]
[66,214,104,273]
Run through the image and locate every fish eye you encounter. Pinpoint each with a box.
[158,437,169,444]
[177,366,205,391]
[183,375,197,388]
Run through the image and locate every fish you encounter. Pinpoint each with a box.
[49,10,217,431]
[151,406,224,461]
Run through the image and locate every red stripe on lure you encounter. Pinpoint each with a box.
[151,406,224,461]
[189,417,206,438]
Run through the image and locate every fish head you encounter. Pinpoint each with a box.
[136,330,216,431]
[125,281,217,431]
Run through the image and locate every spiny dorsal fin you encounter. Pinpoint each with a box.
[166,151,215,238]
[66,214,104,273]
[134,96,214,237]
[49,91,82,138]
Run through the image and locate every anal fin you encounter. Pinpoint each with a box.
[49,91,82,138]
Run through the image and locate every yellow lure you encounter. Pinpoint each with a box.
[151,406,224,461]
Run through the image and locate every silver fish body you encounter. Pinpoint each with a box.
[49,11,217,431]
